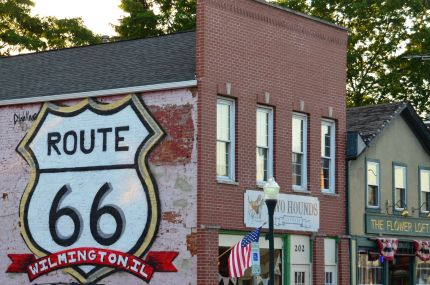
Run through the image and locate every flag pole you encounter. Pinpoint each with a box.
[217,223,267,260]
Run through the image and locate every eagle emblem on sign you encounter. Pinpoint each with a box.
[15,95,165,283]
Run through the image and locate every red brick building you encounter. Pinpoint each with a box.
[0,0,348,284]
[196,0,349,285]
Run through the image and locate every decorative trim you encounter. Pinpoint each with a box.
[206,0,347,47]
[0,80,197,106]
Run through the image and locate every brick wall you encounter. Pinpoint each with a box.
[196,0,349,284]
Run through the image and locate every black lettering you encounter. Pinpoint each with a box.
[47,132,61,155]
[97,128,113,151]
[13,114,19,124]
[63,131,78,155]
[115,126,129,152]
[80,129,95,154]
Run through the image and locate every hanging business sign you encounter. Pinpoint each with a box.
[244,190,319,232]
[6,95,179,284]
[251,242,261,276]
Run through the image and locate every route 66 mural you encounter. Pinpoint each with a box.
[5,95,180,283]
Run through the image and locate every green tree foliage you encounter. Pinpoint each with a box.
[0,0,100,56]
[115,0,429,113]
[115,0,195,39]
[276,0,430,113]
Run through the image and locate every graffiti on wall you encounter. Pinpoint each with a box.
[6,95,179,283]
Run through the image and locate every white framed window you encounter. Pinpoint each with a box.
[324,238,337,285]
[256,106,273,184]
[367,160,380,208]
[358,250,383,285]
[217,98,235,181]
[218,234,283,283]
[292,113,307,191]
[394,165,407,210]
[321,120,335,193]
[420,169,430,212]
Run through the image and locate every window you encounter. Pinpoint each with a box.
[294,271,305,285]
[321,120,335,193]
[367,160,380,208]
[420,169,430,212]
[218,234,283,285]
[292,113,307,190]
[394,165,407,210]
[256,107,273,183]
[324,239,337,285]
[217,98,235,181]
[358,251,383,285]
[416,257,430,285]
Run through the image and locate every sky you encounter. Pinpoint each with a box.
[32,0,125,36]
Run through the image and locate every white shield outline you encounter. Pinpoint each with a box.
[16,94,164,283]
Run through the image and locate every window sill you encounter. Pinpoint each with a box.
[217,179,239,186]
[321,191,338,197]
[366,208,381,213]
[293,188,311,194]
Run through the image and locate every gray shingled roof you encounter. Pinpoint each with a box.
[347,102,430,156]
[0,31,196,102]
[347,102,406,145]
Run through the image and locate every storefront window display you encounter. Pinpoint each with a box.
[218,235,283,285]
[416,258,430,285]
[358,251,383,285]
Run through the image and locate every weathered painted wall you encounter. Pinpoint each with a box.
[349,115,430,236]
[0,88,197,284]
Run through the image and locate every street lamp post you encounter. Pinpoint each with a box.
[263,177,279,285]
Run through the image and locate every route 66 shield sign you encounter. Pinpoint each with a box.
[16,95,164,283]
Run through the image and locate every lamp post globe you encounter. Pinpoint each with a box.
[263,177,279,285]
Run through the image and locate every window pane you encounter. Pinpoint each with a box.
[367,162,379,186]
[417,257,430,285]
[421,170,430,192]
[395,166,406,189]
[292,117,303,153]
[216,141,229,176]
[257,110,268,147]
[217,103,230,141]
[396,188,406,208]
[422,192,430,212]
[358,252,383,285]
[325,272,333,285]
[321,158,330,189]
[257,147,267,181]
[292,153,303,186]
[368,185,379,207]
[321,124,331,157]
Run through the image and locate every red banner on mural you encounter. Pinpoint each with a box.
[6,248,178,282]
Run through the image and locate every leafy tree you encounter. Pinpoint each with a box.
[115,0,430,113]
[276,0,430,114]
[0,0,100,56]
[115,0,195,39]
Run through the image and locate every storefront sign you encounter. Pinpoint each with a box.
[244,190,319,232]
[366,214,430,237]
[7,95,177,284]
[251,242,261,276]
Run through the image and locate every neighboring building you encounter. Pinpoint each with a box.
[347,102,430,285]
[0,0,349,284]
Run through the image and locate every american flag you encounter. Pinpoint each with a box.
[228,227,262,277]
